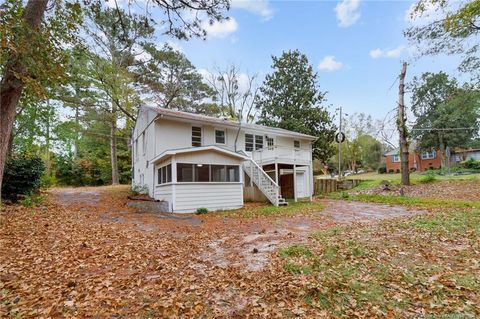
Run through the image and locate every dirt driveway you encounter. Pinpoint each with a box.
[1,186,425,318]
[49,186,424,272]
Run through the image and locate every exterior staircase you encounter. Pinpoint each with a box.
[243,157,288,207]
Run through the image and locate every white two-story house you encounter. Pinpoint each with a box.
[132,106,316,213]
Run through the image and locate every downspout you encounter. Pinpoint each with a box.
[234,120,242,152]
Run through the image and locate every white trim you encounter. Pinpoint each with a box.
[171,155,177,211]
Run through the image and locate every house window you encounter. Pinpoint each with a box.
[392,154,400,163]
[245,134,254,151]
[176,163,240,183]
[177,163,193,182]
[294,140,300,149]
[421,151,436,160]
[192,126,202,147]
[266,137,274,149]
[255,135,263,150]
[142,132,146,155]
[157,164,172,184]
[215,129,226,144]
[135,139,139,161]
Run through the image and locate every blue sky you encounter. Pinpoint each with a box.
[148,0,463,121]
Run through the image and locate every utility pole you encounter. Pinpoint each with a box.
[338,106,342,180]
[397,62,410,186]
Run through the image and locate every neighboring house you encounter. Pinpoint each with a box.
[132,106,316,213]
[450,148,480,163]
[384,147,442,172]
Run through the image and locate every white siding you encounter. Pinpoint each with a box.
[154,184,173,208]
[174,183,243,213]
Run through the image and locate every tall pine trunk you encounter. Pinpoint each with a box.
[110,103,120,185]
[0,0,48,200]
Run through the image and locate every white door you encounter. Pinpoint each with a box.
[296,171,306,198]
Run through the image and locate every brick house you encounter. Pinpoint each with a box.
[384,147,442,172]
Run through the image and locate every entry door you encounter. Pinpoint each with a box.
[296,171,306,198]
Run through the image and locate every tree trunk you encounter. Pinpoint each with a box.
[73,102,79,159]
[397,62,410,186]
[110,104,120,185]
[439,134,447,168]
[0,0,49,200]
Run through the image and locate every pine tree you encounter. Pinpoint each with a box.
[255,50,336,163]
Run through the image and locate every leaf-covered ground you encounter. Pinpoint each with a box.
[1,185,478,318]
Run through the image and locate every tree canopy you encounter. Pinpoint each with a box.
[255,50,336,163]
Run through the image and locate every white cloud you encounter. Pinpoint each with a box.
[202,18,238,39]
[318,55,344,71]
[231,0,274,20]
[369,45,405,59]
[335,0,361,27]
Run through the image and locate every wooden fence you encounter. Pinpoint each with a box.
[314,179,363,195]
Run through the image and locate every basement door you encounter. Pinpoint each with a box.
[295,171,307,198]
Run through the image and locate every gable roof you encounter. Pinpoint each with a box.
[151,145,249,164]
[143,106,317,140]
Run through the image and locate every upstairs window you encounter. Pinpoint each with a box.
[215,129,226,144]
[142,132,146,155]
[245,134,254,151]
[294,140,300,149]
[421,151,436,160]
[255,135,263,150]
[192,126,202,147]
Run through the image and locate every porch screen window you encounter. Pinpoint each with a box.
[194,164,210,182]
[177,163,239,183]
[215,130,226,144]
[211,165,226,182]
[255,135,263,150]
[192,126,202,147]
[294,140,300,149]
[157,164,172,184]
[245,134,254,151]
[421,151,436,160]
[177,163,193,182]
[226,165,240,182]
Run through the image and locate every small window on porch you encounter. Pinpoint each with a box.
[294,140,300,149]
[266,137,274,149]
[215,129,226,144]
[177,163,193,182]
[192,126,202,147]
[245,134,254,151]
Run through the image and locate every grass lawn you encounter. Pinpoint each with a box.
[279,209,480,317]
[212,200,325,218]
[345,171,480,184]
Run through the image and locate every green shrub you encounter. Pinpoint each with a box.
[19,193,46,207]
[40,175,57,189]
[196,207,209,214]
[377,166,387,174]
[2,156,45,201]
[388,169,395,174]
[419,173,436,183]
[460,158,480,170]
[341,192,350,199]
